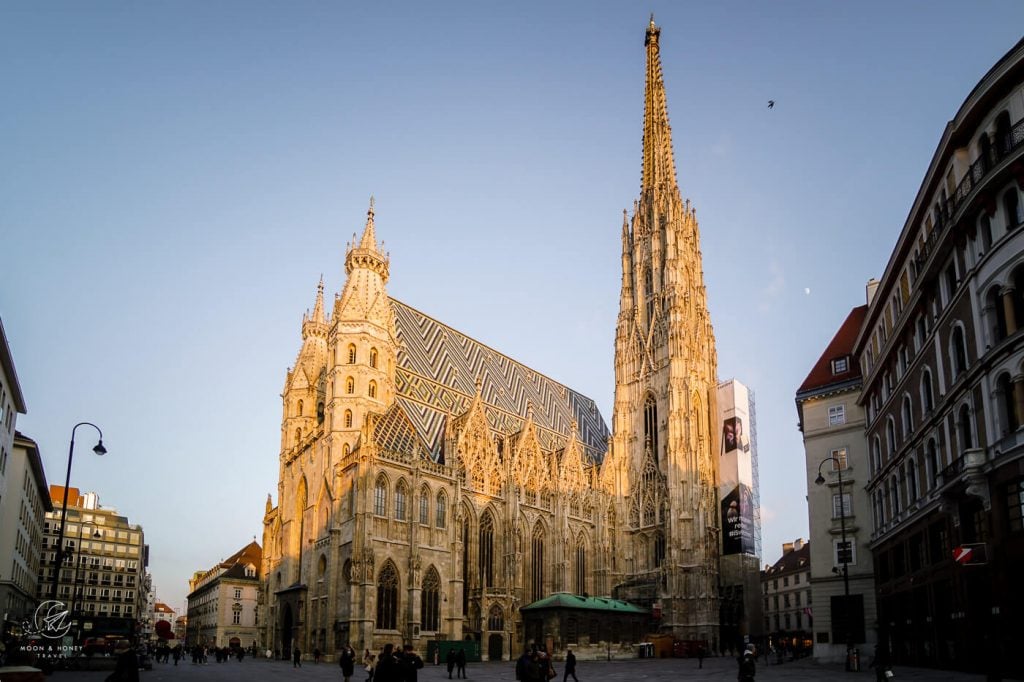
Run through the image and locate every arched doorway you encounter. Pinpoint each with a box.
[488,633,503,661]
[282,603,293,658]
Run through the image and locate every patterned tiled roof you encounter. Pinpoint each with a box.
[373,402,428,456]
[390,299,610,462]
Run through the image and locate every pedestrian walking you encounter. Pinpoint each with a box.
[455,647,467,679]
[738,644,756,682]
[563,649,578,682]
[314,647,322,664]
[869,643,892,682]
[111,640,140,682]
[340,646,356,682]
[294,645,303,668]
[365,649,377,682]
[697,644,705,669]
[446,648,456,679]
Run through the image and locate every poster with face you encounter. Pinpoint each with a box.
[722,416,741,454]
[718,381,755,556]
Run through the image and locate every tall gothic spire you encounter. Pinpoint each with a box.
[641,15,679,196]
[359,196,377,250]
[345,196,389,283]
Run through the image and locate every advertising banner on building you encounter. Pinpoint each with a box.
[718,381,755,555]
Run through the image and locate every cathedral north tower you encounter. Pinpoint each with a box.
[608,17,721,642]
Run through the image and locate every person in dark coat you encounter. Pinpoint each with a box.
[697,645,705,669]
[340,646,356,682]
[869,643,891,682]
[527,651,546,682]
[375,644,399,682]
[446,648,456,679]
[563,649,577,682]
[400,644,424,682]
[516,649,531,681]
[737,644,756,682]
[293,645,302,668]
[109,640,140,682]
[455,648,467,679]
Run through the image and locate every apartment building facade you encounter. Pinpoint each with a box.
[853,37,1024,677]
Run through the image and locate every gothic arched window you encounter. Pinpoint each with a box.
[344,410,353,428]
[479,512,495,587]
[347,344,357,364]
[297,400,304,416]
[370,348,378,369]
[421,567,440,632]
[435,493,447,529]
[395,481,407,521]
[653,531,666,568]
[531,523,545,603]
[644,394,658,463]
[419,487,430,525]
[346,377,355,394]
[374,477,388,517]
[376,561,399,630]
[369,381,377,399]
[488,604,504,631]
[575,539,586,595]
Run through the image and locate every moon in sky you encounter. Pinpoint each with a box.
[804,287,811,295]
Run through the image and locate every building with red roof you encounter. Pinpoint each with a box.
[796,302,877,664]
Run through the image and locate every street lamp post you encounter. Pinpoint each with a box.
[815,455,854,671]
[51,422,107,601]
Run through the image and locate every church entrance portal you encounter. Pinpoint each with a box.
[488,634,503,661]
[282,604,293,658]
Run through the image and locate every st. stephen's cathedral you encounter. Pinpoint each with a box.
[261,19,721,660]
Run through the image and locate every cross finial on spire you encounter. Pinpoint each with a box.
[359,196,378,250]
[311,275,326,324]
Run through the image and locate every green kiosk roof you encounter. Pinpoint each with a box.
[520,593,649,614]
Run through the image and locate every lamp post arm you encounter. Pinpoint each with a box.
[51,422,104,600]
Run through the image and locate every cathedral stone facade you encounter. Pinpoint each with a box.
[261,19,721,661]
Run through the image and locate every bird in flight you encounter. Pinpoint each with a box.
[767,100,775,109]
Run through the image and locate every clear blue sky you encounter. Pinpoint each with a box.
[3,1,1023,615]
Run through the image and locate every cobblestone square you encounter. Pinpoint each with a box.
[43,655,985,682]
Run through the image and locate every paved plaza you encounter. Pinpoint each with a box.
[40,654,987,682]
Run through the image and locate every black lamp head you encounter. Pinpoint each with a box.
[814,472,826,486]
[93,440,107,456]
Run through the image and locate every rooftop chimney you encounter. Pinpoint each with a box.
[866,278,880,305]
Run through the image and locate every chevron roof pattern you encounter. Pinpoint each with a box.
[390,298,609,463]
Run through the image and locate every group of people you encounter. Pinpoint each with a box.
[443,647,468,679]
[335,644,425,682]
[515,644,569,682]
